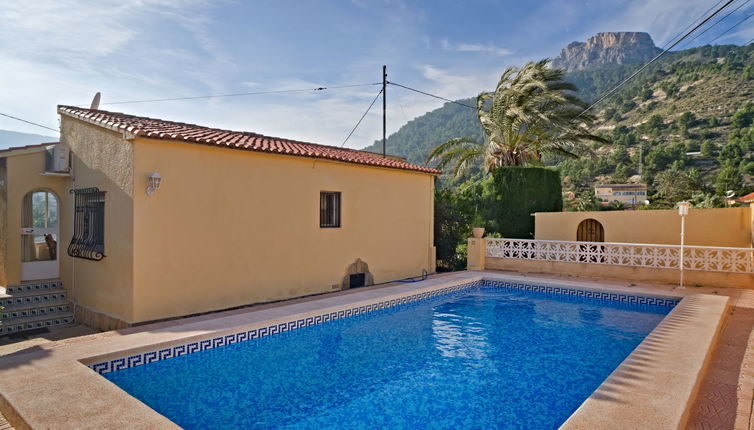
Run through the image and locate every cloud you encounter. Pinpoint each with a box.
[440,39,513,56]
[418,65,500,100]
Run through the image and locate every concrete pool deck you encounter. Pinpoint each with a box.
[0,271,739,429]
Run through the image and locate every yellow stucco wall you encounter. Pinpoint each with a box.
[535,207,752,247]
[130,139,435,322]
[59,118,135,322]
[3,117,435,325]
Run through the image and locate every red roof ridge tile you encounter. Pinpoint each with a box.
[57,105,440,175]
[0,141,59,154]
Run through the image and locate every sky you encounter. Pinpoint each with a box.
[1,0,753,149]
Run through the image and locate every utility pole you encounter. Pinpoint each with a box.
[382,65,387,158]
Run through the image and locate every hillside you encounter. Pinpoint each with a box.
[361,98,482,165]
[560,44,754,195]
[363,37,754,201]
[0,129,57,150]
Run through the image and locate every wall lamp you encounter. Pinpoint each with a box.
[146,172,162,196]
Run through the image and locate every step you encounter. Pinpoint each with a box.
[1,299,72,320]
[0,288,68,309]
[0,311,75,335]
[4,279,63,295]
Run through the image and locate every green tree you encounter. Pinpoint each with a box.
[677,112,696,136]
[715,166,743,195]
[640,86,654,101]
[645,114,664,133]
[576,190,601,212]
[427,60,606,176]
[700,141,717,158]
[612,163,630,183]
[654,168,701,203]
[433,188,473,271]
[731,102,754,129]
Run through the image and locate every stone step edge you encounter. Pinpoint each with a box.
[0,314,75,335]
[3,281,64,295]
[0,311,74,329]
[0,287,68,300]
[1,302,73,321]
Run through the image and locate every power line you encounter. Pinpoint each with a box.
[677,0,752,49]
[0,112,58,132]
[340,88,383,147]
[578,0,736,116]
[746,36,754,44]
[706,9,754,44]
[387,82,477,110]
[94,83,381,106]
[658,0,727,48]
[392,85,410,124]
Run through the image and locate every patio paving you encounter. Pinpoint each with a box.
[0,271,751,429]
[686,287,754,430]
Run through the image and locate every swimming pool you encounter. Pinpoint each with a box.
[101,281,676,429]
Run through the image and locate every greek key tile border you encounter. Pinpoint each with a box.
[89,279,679,375]
[482,280,680,307]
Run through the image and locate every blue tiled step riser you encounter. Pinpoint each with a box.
[1,304,72,320]
[90,280,680,375]
[0,291,68,308]
[5,281,63,295]
[0,316,75,335]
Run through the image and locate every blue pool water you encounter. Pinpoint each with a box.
[105,286,673,429]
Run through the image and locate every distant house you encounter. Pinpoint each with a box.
[0,106,439,333]
[594,183,648,206]
[737,191,754,204]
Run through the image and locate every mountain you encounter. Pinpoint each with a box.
[363,98,482,165]
[362,35,754,200]
[0,129,57,150]
[552,32,661,72]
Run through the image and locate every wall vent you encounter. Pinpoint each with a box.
[349,273,366,289]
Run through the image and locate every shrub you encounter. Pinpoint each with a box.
[480,167,563,238]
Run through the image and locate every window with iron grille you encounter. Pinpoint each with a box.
[68,187,106,261]
[320,192,341,228]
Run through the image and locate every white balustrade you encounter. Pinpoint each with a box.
[485,238,754,274]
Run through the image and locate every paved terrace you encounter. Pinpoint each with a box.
[0,270,751,429]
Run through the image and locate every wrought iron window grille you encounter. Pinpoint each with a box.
[68,187,106,261]
[320,192,341,228]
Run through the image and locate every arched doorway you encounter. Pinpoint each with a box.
[577,218,604,242]
[20,190,59,281]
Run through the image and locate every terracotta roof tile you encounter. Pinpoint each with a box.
[737,192,754,203]
[0,141,58,154]
[57,106,440,175]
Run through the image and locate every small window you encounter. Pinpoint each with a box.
[68,187,106,261]
[320,192,341,228]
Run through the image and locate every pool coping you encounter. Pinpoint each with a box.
[0,271,729,429]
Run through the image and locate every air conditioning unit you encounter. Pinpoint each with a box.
[44,145,70,173]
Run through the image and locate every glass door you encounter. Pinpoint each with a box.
[20,190,59,281]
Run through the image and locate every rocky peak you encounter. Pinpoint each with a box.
[552,32,661,72]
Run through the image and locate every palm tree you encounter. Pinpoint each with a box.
[427,59,606,177]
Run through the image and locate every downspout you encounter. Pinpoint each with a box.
[69,159,76,318]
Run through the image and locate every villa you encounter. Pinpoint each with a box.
[594,183,647,206]
[0,106,439,332]
[1,109,752,430]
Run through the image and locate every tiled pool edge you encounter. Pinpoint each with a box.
[560,287,730,430]
[0,272,727,430]
[85,278,680,375]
